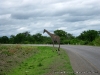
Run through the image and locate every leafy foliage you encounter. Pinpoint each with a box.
[77,30,99,42]
[54,30,75,44]
[0,30,100,46]
[93,37,100,46]
[0,36,9,43]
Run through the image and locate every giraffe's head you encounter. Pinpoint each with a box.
[43,29,46,33]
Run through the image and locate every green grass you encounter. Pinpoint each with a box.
[0,45,75,75]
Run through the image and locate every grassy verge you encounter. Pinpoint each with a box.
[0,45,75,75]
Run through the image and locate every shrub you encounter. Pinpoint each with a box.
[93,37,100,46]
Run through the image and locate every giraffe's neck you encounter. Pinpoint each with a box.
[45,30,52,37]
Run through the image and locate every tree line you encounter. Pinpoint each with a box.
[0,30,100,46]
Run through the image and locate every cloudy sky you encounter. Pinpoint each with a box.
[0,0,100,37]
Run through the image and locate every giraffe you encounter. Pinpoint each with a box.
[43,29,60,52]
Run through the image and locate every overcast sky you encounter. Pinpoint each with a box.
[0,0,100,37]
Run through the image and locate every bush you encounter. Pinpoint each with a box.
[23,41,30,44]
[93,37,100,46]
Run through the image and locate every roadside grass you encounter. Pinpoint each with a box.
[0,45,75,75]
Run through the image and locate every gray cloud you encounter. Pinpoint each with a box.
[0,0,100,37]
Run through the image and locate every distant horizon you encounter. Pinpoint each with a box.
[0,29,99,38]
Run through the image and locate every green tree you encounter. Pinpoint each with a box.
[9,35,15,44]
[14,31,32,44]
[54,30,67,38]
[93,36,100,46]
[67,33,75,40]
[33,33,43,44]
[78,30,99,42]
[15,33,24,43]
[98,31,100,36]
[42,36,51,44]
[0,37,2,43]
[54,30,74,44]
[0,36,9,43]
[54,30,67,44]
[22,31,32,44]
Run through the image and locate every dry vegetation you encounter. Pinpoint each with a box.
[0,45,38,75]
[0,45,75,75]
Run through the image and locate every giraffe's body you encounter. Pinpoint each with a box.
[43,29,60,51]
